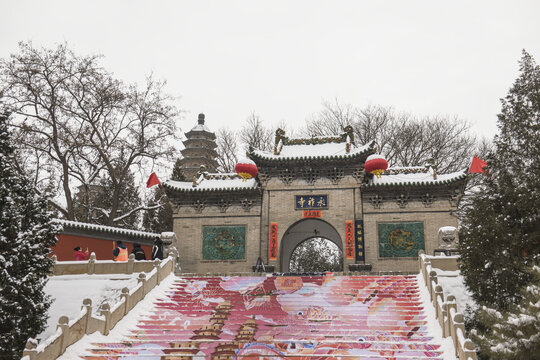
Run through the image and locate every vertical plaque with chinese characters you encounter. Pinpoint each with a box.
[269,222,278,261]
[345,220,354,259]
[355,220,365,262]
[295,195,328,210]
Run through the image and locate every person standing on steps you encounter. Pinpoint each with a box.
[131,243,146,260]
[113,241,128,261]
[152,236,164,260]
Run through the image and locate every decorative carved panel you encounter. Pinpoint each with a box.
[448,190,461,206]
[217,199,231,213]
[279,169,296,185]
[193,200,206,213]
[257,171,272,184]
[369,194,383,209]
[302,168,320,185]
[396,194,409,209]
[241,198,254,212]
[422,193,434,208]
[327,168,344,185]
[352,168,365,183]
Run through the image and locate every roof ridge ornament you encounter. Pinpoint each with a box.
[274,128,286,155]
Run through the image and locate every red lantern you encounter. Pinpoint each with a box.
[235,158,258,181]
[364,154,388,178]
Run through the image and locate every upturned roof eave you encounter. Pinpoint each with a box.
[362,172,469,189]
[163,182,261,193]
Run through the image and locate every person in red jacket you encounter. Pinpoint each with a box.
[73,246,90,261]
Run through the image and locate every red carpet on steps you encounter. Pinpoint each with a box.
[83,275,444,359]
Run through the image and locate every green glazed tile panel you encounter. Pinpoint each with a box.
[202,225,246,260]
[378,222,425,258]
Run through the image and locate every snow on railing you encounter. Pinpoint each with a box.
[418,251,478,360]
[23,257,175,360]
[49,252,159,275]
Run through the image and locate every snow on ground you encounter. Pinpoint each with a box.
[416,273,458,360]
[57,274,175,359]
[39,274,138,342]
[433,269,477,314]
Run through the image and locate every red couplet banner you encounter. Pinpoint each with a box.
[269,222,278,260]
[345,220,354,259]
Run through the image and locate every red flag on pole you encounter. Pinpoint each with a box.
[146,172,161,188]
[468,155,487,173]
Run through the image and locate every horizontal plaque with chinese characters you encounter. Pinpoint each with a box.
[302,210,322,218]
[295,195,328,210]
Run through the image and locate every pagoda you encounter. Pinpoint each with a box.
[180,113,219,179]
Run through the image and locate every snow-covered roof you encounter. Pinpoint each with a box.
[53,219,159,239]
[188,123,213,132]
[365,168,468,187]
[250,141,374,161]
[164,172,259,192]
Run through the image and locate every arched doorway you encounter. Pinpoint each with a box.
[280,218,343,272]
[289,238,343,272]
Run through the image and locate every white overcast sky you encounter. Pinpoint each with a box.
[2,0,539,141]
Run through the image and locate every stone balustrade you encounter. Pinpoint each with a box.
[49,252,157,275]
[418,251,477,360]
[23,257,175,360]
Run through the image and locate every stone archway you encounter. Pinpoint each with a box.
[280,218,343,272]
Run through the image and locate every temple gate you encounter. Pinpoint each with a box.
[165,115,467,274]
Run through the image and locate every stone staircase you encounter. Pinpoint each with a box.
[81,274,447,359]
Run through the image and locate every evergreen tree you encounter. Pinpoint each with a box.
[0,115,58,358]
[459,50,540,310]
[142,186,173,233]
[289,238,343,273]
[171,158,187,181]
[90,169,141,229]
[142,159,185,233]
[472,266,540,359]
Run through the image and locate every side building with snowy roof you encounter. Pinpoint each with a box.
[51,219,157,261]
[165,122,468,274]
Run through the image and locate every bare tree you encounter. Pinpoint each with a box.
[1,42,179,225]
[216,127,239,172]
[239,112,273,152]
[304,99,356,136]
[306,100,477,173]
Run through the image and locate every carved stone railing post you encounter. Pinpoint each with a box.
[127,254,135,274]
[434,285,444,319]
[23,339,38,360]
[50,255,58,275]
[153,259,161,284]
[464,339,478,360]
[428,270,438,301]
[82,298,92,333]
[58,315,70,353]
[444,295,457,338]
[138,273,147,295]
[120,287,130,315]
[87,252,96,275]
[100,303,111,336]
